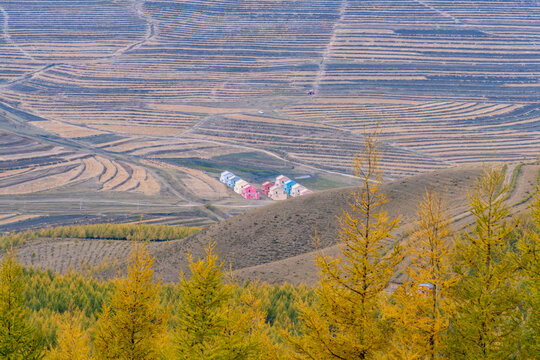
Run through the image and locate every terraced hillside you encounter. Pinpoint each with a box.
[12,162,540,284]
[0,0,538,227]
[0,104,355,231]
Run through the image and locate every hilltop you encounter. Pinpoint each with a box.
[151,164,484,283]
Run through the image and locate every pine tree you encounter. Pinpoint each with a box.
[517,189,540,358]
[447,166,521,359]
[221,285,278,359]
[46,313,93,360]
[289,129,403,359]
[386,189,456,359]
[0,249,43,360]
[175,243,273,359]
[93,243,168,360]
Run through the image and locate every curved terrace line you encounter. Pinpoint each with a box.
[0,0,157,91]
[412,0,538,45]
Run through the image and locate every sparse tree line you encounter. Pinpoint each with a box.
[0,133,538,359]
[0,224,201,251]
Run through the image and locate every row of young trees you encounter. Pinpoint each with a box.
[0,224,201,252]
[36,224,200,242]
[0,132,538,359]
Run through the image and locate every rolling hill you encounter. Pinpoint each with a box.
[13,162,540,284]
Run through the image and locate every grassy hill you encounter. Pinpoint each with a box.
[152,164,485,283]
[10,162,540,284]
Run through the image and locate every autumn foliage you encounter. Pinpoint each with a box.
[0,135,538,359]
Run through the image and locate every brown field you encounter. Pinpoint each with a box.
[0,214,41,226]
[0,162,83,195]
[0,0,537,183]
[150,104,251,114]
[97,156,117,184]
[15,238,164,275]
[27,120,106,138]
[0,131,163,197]
[101,161,130,191]
[89,124,186,137]
[0,0,538,244]
[140,159,232,201]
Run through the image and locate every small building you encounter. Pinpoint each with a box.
[226,176,240,188]
[283,179,297,195]
[242,185,260,200]
[261,181,274,196]
[275,175,289,188]
[290,183,305,197]
[234,179,249,194]
[220,171,235,183]
[268,184,287,200]
[299,188,313,196]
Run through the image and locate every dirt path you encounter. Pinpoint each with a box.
[504,163,517,185]
[0,63,56,90]
[0,6,36,60]
[110,0,157,57]
[0,198,200,207]
[0,101,195,204]
[412,0,460,24]
[506,163,540,208]
[412,0,539,45]
[234,162,540,285]
[312,0,348,95]
[182,134,362,180]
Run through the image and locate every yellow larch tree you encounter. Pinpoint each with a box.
[385,189,456,360]
[0,248,44,360]
[93,242,169,360]
[289,129,403,359]
[46,312,93,360]
[447,166,521,359]
[175,242,275,360]
[222,284,282,360]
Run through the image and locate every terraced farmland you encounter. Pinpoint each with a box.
[12,161,540,284]
[0,0,538,228]
[0,130,162,195]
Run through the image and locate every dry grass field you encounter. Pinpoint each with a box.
[0,0,538,230]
